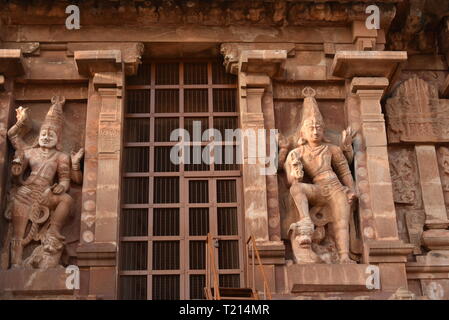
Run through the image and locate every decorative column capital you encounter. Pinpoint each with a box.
[74,44,144,77]
[220,43,288,79]
[350,77,389,94]
[74,50,123,76]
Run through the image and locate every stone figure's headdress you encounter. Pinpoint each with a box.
[41,96,65,139]
[300,87,324,128]
[297,87,326,145]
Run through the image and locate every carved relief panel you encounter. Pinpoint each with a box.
[0,98,87,270]
[386,76,449,143]
[437,146,449,212]
[388,147,425,254]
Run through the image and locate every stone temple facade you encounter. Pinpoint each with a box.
[0,0,448,300]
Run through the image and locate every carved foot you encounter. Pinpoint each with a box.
[339,254,356,264]
[294,242,322,264]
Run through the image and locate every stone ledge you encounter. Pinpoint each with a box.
[363,240,414,264]
[240,50,287,77]
[331,51,407,79]
[0,49,25,76]
[249,241,285,265]
[76,242,117,267]
[0,268,75,297]
[350,77,389,93]
[286,264,375,293]
[74,50,122,76]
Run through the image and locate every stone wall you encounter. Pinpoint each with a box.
[0,0,447,300]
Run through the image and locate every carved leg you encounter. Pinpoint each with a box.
[10,214,28,267]
[289,183,322,264]
[329,191,354,264]
[48,193,73,240]
[290,183,314,221]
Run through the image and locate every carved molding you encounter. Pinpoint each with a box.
[0,0,398,29]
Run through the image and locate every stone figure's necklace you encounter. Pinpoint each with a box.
[38,148,57,160]
[305,144,325,162]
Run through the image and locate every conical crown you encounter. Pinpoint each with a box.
[300,87,324,129]
[41,96,65,138]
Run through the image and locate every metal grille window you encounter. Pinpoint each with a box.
[119,61,242,300]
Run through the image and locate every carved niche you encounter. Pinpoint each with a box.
[386,76,449,143]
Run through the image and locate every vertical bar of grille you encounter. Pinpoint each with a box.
[155,63,179,85]
[189,241,206,269]
[184,117,208,141]
[189,275,205,300]
[155,89,179,113]
[119,276,147,300]
[213,88,237,112]
[213,117,238,140]
[122,177,149,204]
[184,89,208,112]
[216,180,237,203]
[121,209,148,237]
[154,118,179,141]
[154,146,179,172]
[218,240,239,269]
[189,180,209,203]
[215,145,239,171]
[123,147,149,172]
[217,207,238,235]
[127,90,150,113]
[124,118,150,142]
[153,208,179,236]
[184,146,211,171]
[127,64,151,85]
[153,241,180,270]
[184,63,208,85]
[189,208,209,236]
[153,177,179,203]
[120,242,148,270]
[152,275,180,300]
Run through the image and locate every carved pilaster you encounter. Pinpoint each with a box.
[0,50,24,269]
[74,47,141,299]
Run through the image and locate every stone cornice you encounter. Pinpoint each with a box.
[0,0,398,29]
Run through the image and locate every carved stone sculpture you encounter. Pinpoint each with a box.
[284,87,357,264]
[390,149,418,205]
[3,96,84,269]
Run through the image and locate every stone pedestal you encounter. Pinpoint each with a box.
[0,268,76,299]
[286,264,373,293]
